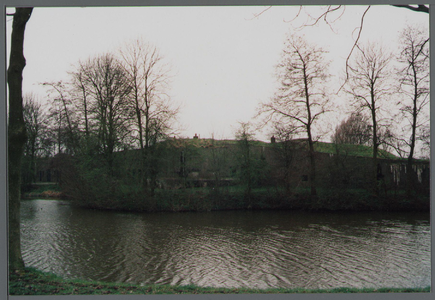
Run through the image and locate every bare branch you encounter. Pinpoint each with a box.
[247,6,273,20]
[392,4,429,13]
[304,5,343,28]
[337,6,371,94]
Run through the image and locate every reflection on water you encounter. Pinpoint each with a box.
[21,200,430,289]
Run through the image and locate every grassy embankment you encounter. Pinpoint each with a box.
[9,267,430,295]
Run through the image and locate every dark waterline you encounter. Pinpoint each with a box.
[20,199,430,290]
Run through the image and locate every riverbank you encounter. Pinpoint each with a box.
[22,183,64,199]
[9,267,430,295]
[66,186,430,213]
[22,183,430,212]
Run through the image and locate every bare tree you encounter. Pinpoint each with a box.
[75,53,132,174]
[69,65,93,151]
[397,25,429,159]
[396,25,430,193]
[345,43,393,194]
[7,6,33,271]
[259,34,331,196]
[43,81,79,155]
[260,5,429,87]
[119,39,178,194]
[22,94,51,185]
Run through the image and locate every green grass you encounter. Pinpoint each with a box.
[9,267,430,295]
[167,137,399,159]
[314,141,398,159]
[167,138,402,159]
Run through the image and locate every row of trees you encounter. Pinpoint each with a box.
[9,5,429,273]
[258,24,429,196]
[22,39,179,196]
[23,25,429,199]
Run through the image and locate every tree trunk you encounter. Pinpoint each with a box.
[307,138,317,197]
[8,7,33,271]
[303,68,317,197]
[406,64,419,197]
[371,88,379,196]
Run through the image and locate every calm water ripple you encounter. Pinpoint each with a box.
[20,200,430,289]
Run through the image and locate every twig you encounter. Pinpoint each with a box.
[337,6,371,94]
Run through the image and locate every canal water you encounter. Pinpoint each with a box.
[20,199,430,290]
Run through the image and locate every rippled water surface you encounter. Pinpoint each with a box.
[21,200,430,289]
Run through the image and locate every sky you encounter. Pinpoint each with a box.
[5,5,430,143]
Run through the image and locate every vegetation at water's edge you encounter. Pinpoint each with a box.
[22,138,430,212]
[9,267,430,295]
[26,185,429,213]
[22,183,63,199]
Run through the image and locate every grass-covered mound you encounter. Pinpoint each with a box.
[314,141,399,159]
[9,267,430,295]
[164,137,403,159]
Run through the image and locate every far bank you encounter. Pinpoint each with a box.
[22,139,430,213]
[23,184,430,213]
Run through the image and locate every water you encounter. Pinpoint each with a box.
[20,199,430,290]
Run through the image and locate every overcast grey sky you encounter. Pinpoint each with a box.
[6,5,429,142]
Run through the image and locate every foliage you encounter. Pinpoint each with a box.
[234,123,270,205]
[332,112,371,145]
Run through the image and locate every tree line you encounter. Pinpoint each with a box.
[22,39,179,197]
[257,25,429,197]
[8,5,429,273]
[22,24,429,201]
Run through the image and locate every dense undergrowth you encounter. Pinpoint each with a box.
[58,185,430,213]
[9,267,430,295]
[22,183,429,213]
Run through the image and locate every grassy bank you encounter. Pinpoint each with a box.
[9,267,430,295]
[67,185,430,213]
[22,183,64,199]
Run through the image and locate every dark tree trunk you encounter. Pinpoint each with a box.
[406,62,420,197]
[307,137,317,197]
[7,7,33,271]
[303,68,317,197]
[370,88,379,196]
